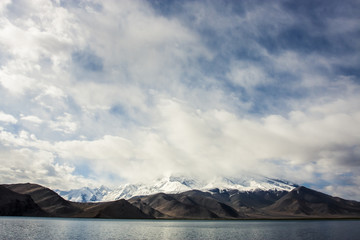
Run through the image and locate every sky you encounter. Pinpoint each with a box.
[0,0,359,200]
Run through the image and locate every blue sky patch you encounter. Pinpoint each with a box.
[72,50,103,72]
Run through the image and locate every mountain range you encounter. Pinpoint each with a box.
[55,175,297,202]
[1,178,360,219]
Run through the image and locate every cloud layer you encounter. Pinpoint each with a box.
[0,0,359,199]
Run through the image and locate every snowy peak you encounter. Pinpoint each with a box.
[56,185,110,203]
[212,176,297,192]
[101,176,195,202]
[57,175,297,202]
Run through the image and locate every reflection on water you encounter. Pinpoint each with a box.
[1,217,360,240]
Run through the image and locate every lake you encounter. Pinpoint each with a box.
[1,217,359,240]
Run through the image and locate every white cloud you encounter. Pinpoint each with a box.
[49,113,77,134]
[0,0,11,13]
[52,97,360,186]
[323,182,360,201]
[1,94,360,197]
[227,61,267,89]
[0,0,359,200]
[21,115,43,124]
[0,147,96,190]
[0,111,17,124]
[0,63,37,95]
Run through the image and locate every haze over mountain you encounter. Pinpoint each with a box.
[0,0,359,201]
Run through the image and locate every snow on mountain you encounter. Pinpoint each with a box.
[101,176,198,202]
[55,185,110,203]
[57,175,297,202]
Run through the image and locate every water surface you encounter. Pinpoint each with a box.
[1,217,359,240]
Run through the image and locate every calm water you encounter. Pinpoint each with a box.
[1,217,360,240]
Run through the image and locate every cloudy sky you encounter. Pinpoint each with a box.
[0,0,359,199]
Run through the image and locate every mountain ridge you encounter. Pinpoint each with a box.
[2,182,360,219]
[0,185,47,217]
[56,175,298,203]
[2,183,153,219]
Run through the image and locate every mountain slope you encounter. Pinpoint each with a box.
[128,189,288,219]
[208,188,289,209]
[71,199,154,219]
[0,185,46,216]
[3,183,152,219]
[264,186,360,217]
[129,190,271,219]
[5,183,81,217]
[2,183,359,219]
[172,190,242,218]
[129,192,220,219]
[129,186,360,219]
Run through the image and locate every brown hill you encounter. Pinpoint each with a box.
[129,187,360,219]
[3,183,152,219]
[72,199,154,219]
[5,183,81,217]
[206,188,288,217]
[264,186,360,217]
[129,190,241,219]
[130,192,218,219]
[2,183,360,219]
[209,188,288,208]
[0,185,46,216]
[129,198,167,218]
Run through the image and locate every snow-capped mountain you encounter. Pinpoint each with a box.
[57,175,297,202]
[55,185,110,202]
